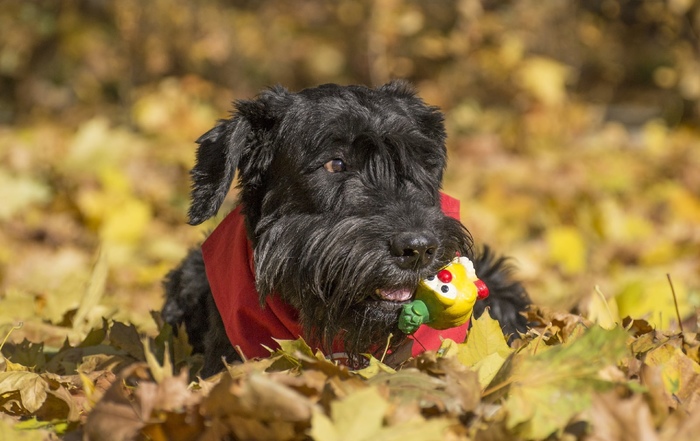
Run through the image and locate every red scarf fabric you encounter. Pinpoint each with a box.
[201,193,469,361]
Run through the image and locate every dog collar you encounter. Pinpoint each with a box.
[201,192,469,363]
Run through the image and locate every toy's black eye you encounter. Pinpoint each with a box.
[441,285,449,293]
[427,275,435,281]
[324,158,347,173]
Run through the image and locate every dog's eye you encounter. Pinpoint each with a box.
[324,158,347,173]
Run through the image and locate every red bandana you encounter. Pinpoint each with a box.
[201,193,469,362]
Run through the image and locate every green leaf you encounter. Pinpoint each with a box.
[504,325,629,439]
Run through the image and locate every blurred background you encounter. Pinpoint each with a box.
[1,0,699,344]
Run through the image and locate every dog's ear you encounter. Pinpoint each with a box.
[188,86,291,225]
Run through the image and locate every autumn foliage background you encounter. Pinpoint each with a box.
[1,1,700,440]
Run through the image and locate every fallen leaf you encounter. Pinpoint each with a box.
[203,371,314,422]
[545,226,587,275]
[354,355,396,379]
[0,417,49,441]
[616,278,690,330]
[586,286,620,329]
[515,56,572,106]
[0,372,49,414]
[586,392,658,441]
[645,343,700,408]
[310,386,387,441]
[0,170,51,221]
[504,325,629,439]
[83,366,150,441]
[459,311,513,366]
[458,310,512,388]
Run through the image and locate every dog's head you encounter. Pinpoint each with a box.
[188,81,472,358]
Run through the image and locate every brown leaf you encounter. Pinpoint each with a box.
[134,370,196,418]
[141,410,205,441]
[108,322,145,361]
[203,371,315,422]
[83,366,150,441]
[586,392,658,441]
[659,402,700,441]
[0,372,48,414]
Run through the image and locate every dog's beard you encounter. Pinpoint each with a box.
[254,212,472,363]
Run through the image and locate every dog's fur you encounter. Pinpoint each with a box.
[162,81,529,377]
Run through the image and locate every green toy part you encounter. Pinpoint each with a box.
[398,300,430,334]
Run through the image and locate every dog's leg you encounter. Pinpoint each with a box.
[162,249,213,354]
[163,248,243,377]
[200,299,241,377]
[471,246,530,339]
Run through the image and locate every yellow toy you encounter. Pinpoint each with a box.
[398,256,489,334]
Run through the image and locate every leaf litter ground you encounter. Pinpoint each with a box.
[3,306,700,440]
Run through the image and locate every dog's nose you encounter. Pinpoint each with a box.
[390,231,438,269]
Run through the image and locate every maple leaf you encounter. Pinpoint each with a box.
[503,325,629,439]
[457,309,513,388]
[309,385,453,441]
[645,343,700,409]
[0,372,49,415]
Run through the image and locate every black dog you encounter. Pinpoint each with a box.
[162,81,529,377]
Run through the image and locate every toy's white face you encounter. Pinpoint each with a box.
[422,273,458,301]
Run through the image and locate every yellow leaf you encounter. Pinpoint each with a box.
[98,167,131,194]
[0,169,51,221]
[436,337,460,358]
[472,351,508,389]
[459,310,512,367]
[310,386,388,441]
[354,356,396,379]
[645,344,700,403]
[615,277,689,330]
[310,409,340,441]
[72,248,109,335]
[516,57,572,106]
[0,418,47,441]
[546,226,586,275]
[78,371,97,409]
[597,198,653,243]
[667,184,700,223]
[143,338,172,384]
[100,198,152,244]
[586,286,620,330]
[0,289,36,323]
[458,311,512,387]
[64,117,139,173]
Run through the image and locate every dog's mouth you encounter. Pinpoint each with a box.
[374,287,414,303]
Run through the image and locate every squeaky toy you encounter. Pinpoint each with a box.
[398,256,489,335]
